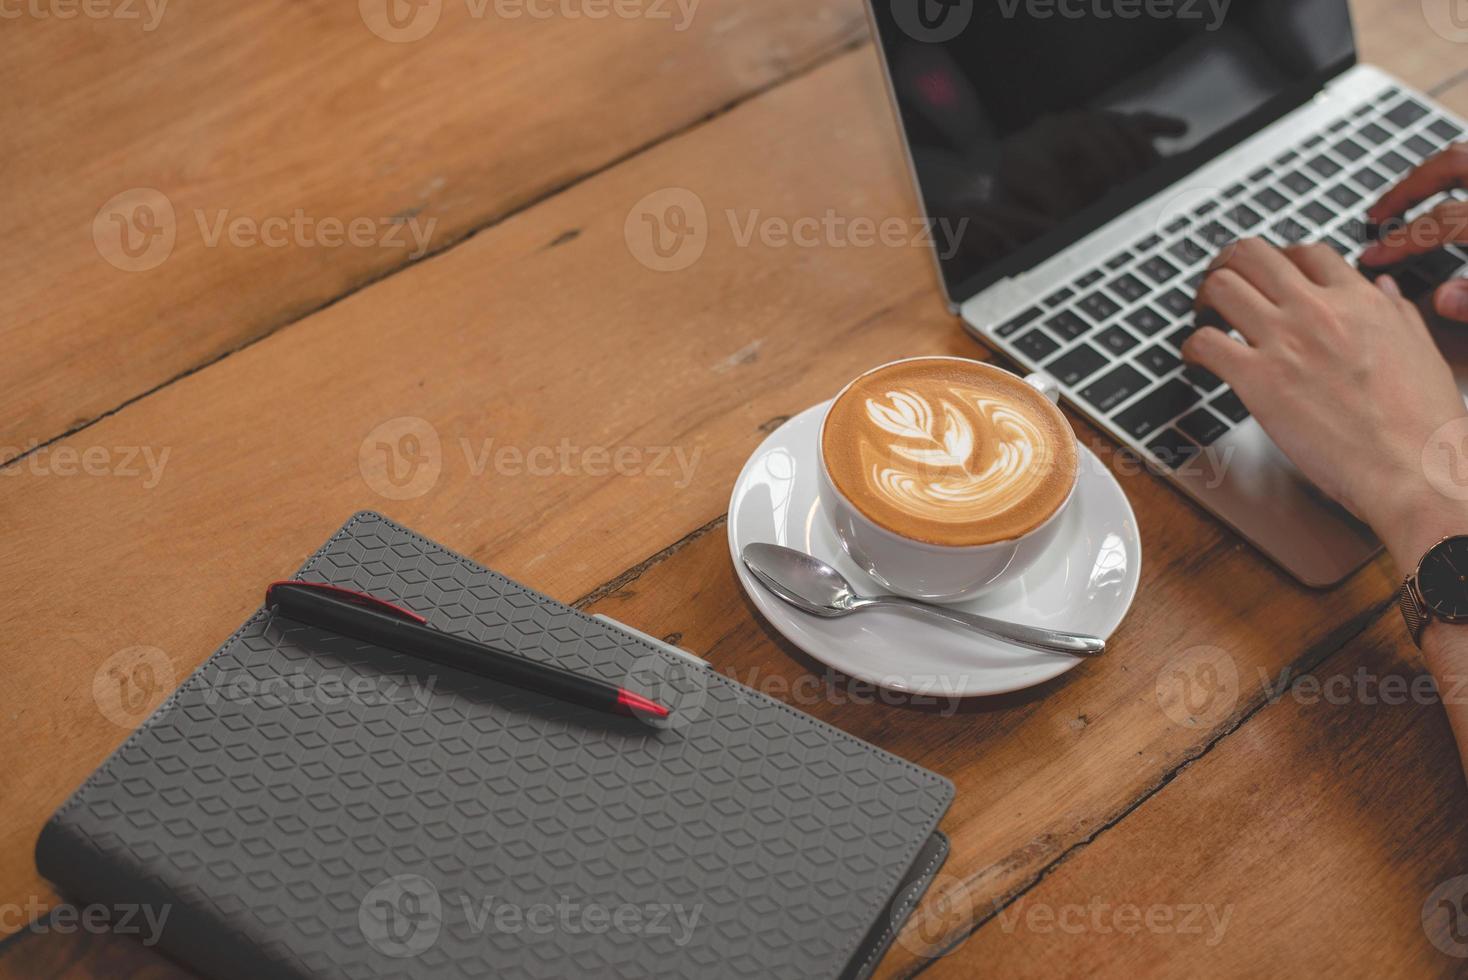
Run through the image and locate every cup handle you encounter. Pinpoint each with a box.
[1024,372,1062,404]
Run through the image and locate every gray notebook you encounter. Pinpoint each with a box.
[36,512,954,979]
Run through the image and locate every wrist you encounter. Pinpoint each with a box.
[1373,485,1468,576]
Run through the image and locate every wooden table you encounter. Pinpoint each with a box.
[3,1,1466,976]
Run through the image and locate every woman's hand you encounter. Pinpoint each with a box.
[1180,239,1468,571]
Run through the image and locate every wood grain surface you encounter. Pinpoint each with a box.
[3,0,1467,976]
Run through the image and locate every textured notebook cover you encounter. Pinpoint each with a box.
[37,512,954,979]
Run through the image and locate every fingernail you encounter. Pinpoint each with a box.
[1377,275,1402,298]
[1438,282,1468,320]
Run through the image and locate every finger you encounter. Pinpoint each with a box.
[1211,237,1312,305]
[1283,242,1359,287]
[1181,325,1257,386]
[1360,200,1468,266]
[1195,267,1275,346]
[1368,143,1468,222]
[1438,279,1468,323]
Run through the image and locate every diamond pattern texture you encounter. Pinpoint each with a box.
[38,512,953,979]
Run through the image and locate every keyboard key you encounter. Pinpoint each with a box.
[1178,408,1230,446]
[1137,345,1182,377]
[997,307,1043,338]
[1186,270,1206,291]
[1194,200,1219,217]
[1079,292,1122,323]
[1197,221,1234,248]
[1304,134,1325,150]
[1378,150,1412,174]
[1359,122,1391,145]
[1165,322,1197,350]
[1135,234,1163,251]
[1211,390,1250,423]
[1271,216,1310,245]
[1300,200,1334,227]
[1097,326,1140,355]
[1404,134,1436,160]
[1043,286,1075,308]
[1332,137,1367,162]
[1429,118,1464,142]
[1352,167,1388,191]
[1327,235,1354,256]
[1253,186,1290,212]
[1281,171,1315,194]
[1307,155,1342,179]
[1224,183,1246,199]
[1385,98,1429,129]
[1147,428,1201,469]
[1328,119,1349,134]
[1080,364,1150,413]
[1077,269,1104,287]
[1186,365,1225,393]
[1352,103,1373,119]
[1248,167,1271,183]
[1105,250,1135,271]
[1276,149,1299,166]
[1157,289,1193,317]
[1169,238,1209,267]
[1107,273,1149,303]
[1325,184,1362,207]
[1224,203,1264,230]
[1164,216,1191,235]
[1046,310,1091,341]
[1114,379,1202,439]
[1126,306,1169,336]
[1138,255,1181,284]
[1015,328,1060,360]
[1046,343,1109,387]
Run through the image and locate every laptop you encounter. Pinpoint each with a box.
[864,0,1468,586]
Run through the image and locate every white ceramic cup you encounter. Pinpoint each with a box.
[817,357,1079,604]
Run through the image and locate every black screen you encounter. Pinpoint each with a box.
[868,0,1356,303]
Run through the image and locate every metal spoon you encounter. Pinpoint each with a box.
[741,543,1105,658]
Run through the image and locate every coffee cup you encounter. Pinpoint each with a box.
[817,356,1080,603]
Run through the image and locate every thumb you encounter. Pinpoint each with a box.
[1437,279,1468,323]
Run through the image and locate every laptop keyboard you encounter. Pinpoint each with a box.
[995,86,1468,469]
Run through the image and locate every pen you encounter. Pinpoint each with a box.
[264,580,670,722]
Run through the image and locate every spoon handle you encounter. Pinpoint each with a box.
[865,597,1106,657]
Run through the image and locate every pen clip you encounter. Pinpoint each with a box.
[265,580,428,624]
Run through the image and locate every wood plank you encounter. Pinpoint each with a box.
[924,608,1468,978]
[0,0,867,459]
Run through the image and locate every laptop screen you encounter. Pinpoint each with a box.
[867,0,1356,304]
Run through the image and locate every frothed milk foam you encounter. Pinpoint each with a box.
[821,359,1078,547]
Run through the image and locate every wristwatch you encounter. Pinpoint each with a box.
[1398,535,1468,647]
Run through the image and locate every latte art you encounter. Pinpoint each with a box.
[862,389,1048,524]
[823,359,1078,547]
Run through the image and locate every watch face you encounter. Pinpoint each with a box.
[1418,535,1468,621]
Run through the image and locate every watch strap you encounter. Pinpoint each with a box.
[1398,575,1430,648]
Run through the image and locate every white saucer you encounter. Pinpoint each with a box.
[727,401,1142,697]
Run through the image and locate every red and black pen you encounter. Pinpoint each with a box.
[264,580,670,722]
